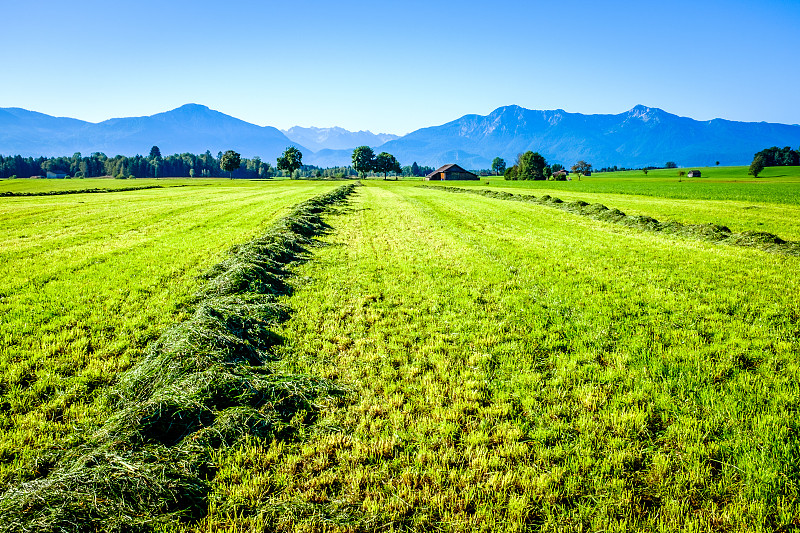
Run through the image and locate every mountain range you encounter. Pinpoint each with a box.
[2,103,799,169]
[280,126,398,152]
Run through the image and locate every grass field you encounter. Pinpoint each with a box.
[0,177,199,194]
[174,179,799,532]
[0,180,340,491]
[468,166,800,205]
[2,171,799,531]
[431,167,800,241]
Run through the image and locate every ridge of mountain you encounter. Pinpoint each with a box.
[372,104,800,169]
[0,104,307,160]
[2,103,799,169]
[281,126,398,152]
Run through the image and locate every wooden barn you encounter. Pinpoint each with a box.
[688,170,701,177]
[424,164,478,181]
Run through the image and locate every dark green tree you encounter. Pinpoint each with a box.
[665,161,677,168]
[411,161,420,176]
[149,146,163,178]
[220,150,242,179]
[352,146,375,177]
[277,146,303,178]
[374,152,401,180]
[551,163,564,173]
[571,160,593,180]
[517,151,547,180]
[491,157,507,176]
[749,154,766,178]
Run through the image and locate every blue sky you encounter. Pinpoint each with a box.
[2,0,799,134]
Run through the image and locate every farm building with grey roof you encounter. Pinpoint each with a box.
[424,164,478,181]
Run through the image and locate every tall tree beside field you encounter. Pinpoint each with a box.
[749,154,766,178]
[571,160,593,180]
[149,146,162,178]
[491,157,506,176]
[352,146,375,177]
[517,151,547,180]
[374,152,401,180]
[277,146,303,178]
[220,150,242,179]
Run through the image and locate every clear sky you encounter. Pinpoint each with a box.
[2,0,798,134]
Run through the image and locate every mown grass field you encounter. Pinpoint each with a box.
[2,171,799,532]
[472,166,800,205]
[0,180,340,491]
[186,179,799,532]
[433,167,800,241]
[0,177,199,194]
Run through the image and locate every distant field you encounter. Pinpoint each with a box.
[0,177,224,194]
[0,180,339,490]
[422,166,800,240]
[440,166,800,206]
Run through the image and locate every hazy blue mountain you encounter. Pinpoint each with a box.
[374,105,800,169]
[282,126,398,152]
[0,104,306,160]
[2,103,800,170]
[304,148,356,168]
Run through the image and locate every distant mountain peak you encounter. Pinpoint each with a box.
[175,103,209,110]
[626,104,668,122]
[282,125,399,152]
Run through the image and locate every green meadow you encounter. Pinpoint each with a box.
[1,170,798,531]
[477,166,800,205]
[0,180,340,491]
[443,167,800,240]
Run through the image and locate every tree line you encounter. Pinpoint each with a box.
[0,147,275,180]
[0,145,430,180]
[499,152,592,181]
[749,145,800,178]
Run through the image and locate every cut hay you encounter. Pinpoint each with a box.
[0,183,358,532]
[420,185,800,257]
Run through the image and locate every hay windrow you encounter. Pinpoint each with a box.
[0,183,357,532]
[0,185,171,197]
[421,185,800,256]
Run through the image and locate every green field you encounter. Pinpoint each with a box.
[470,166,800,205]
[433,167,800,241]
[0,180,340,491]
[1,170,799,531]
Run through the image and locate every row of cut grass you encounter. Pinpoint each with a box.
[0,182,356,531]
[0,181,340,491]
[422,185,800,256]
[467,166,800,205]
